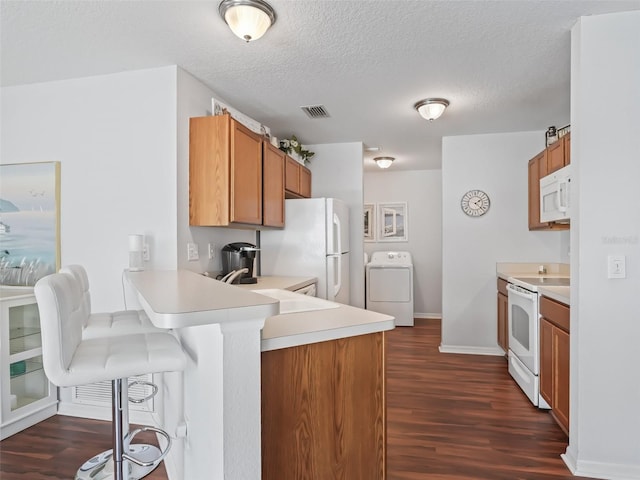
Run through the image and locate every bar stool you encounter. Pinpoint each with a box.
[35,272,186,480]
[60,264,171,478]
[60,265,158,339]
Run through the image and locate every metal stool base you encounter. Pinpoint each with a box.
[75,444,162,480]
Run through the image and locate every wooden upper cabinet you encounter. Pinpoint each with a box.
[546,133,570,174]
[299,165,311,198]
[528,151,546,230]
[189,114,262,227]
[262,143,285,228]
[284,156,300,194]
[284,156,312,199]
[528,140,570,231]
[230,121,263,225]
[546,139,565,174]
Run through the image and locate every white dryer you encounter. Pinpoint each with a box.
[365,251,414,326]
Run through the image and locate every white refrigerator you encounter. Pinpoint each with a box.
[260,197,350,304]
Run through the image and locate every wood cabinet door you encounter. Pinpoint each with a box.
[230,120,262,225]
[540,318,554,407]
[547,140,565,174]
[261,332,386,480]
[553,326,570,433]
[564,133,571,166]
[189,115,231,226]
[262,143,285,227]
[284,156,300,194]
[299,165,311,198]
[497,292,508,353]
[528,151,546,230]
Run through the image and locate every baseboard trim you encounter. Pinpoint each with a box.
[57,401,155,425]
[438,344,505,356]
[414,312,442,319]
[563,451,640,480]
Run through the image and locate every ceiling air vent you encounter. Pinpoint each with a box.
[301,105,330,119]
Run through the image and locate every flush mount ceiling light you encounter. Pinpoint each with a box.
[219,0,276,42]
[414,98,450,121]
[374,156,395,169]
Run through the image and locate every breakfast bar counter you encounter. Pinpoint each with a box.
[125,269,395,480]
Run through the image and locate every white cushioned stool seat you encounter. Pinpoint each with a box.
[54,332,185,387]
[60,265,160,339]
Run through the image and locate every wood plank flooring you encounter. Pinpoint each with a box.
[386,319,590,480]
[1,319,590,479]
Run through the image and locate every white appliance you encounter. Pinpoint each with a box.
[540,164,571,223]
[507,276,569,408]
[260,198,350,304]
[365,251,414,326]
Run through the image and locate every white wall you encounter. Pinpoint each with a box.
[364,169,442,317]
[565,11,640,480]
[307,142,365,307]
[1,66,178,311]
[441,131,568,354]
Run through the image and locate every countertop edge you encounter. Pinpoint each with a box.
[261,318,395,352]
[538,287,570,305]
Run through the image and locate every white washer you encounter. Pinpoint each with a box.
[365,251,414,326]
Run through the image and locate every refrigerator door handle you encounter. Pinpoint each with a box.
[332,212,341,255]
[328,253,341,297]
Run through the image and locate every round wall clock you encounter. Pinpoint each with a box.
[461,189,490,217]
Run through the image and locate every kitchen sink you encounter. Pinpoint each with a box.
[252,289,340,314]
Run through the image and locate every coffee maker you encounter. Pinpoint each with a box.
[219,242,259,284]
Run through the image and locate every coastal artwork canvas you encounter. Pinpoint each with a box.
[0,162,61,286]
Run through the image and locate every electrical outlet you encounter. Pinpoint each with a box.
[208,243,216,260]
[143,243,150,261]
[187,243,199,261]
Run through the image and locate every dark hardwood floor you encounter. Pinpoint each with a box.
[386,319,591,480]
[1,319,590,479]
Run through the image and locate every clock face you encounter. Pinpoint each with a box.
[461,189,490,217]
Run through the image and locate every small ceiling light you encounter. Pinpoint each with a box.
[414,98,450,121]
[374,156,395,169]
[219,0,276,42]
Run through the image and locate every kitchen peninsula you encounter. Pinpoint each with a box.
[125,269,394,480]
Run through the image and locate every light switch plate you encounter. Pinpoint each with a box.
[607,255,626,279]
[187,243,199,261]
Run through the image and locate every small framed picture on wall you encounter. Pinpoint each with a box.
[364,203,376,242]
[378,202,408,242]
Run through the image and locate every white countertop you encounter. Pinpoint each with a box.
[125,270,279,328]
[496,263,570,305]
[233,276,316,292]
[538,286,570,305]
[126,270,394,350]
[261,302,395,351]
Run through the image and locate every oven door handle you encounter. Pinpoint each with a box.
[507,283,536,300]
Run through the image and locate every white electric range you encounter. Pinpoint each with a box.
[506,275,570,407]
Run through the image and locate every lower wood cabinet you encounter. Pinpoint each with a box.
[539,296,570,434]
[497,278,508,354]
[261,332,386,479]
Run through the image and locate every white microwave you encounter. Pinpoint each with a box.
[540,164,571,223]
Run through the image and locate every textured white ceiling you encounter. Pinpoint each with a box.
[2,0,639,171]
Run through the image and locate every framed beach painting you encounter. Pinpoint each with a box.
[0,162,61,286]
[378,202,408,242]
[364,203,375,242]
